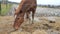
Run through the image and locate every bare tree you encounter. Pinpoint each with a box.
[6,0,8,8]
[2,0,8,8]
[0,1,1,15]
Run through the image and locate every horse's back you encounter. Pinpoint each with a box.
[20,0,37,11]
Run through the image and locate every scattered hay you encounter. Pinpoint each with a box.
[10,31,31,34]
[32,30,47,34]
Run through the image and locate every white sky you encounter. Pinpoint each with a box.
[8,0,60,5]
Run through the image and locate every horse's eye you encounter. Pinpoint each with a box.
[20,10,22,13]
[20,11,22,13]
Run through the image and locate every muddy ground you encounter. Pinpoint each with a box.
[0,16,60,34]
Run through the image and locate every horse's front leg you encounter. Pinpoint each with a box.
[26,11,31,24]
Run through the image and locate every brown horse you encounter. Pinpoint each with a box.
[14,0,37,30]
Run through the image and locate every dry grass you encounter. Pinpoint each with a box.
[0,16,60,34]
[32,30,47,34]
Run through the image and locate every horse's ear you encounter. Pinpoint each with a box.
[14,8,16,11]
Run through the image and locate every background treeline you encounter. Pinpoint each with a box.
[38,4,60,8]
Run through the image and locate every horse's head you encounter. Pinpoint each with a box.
[13,11,25,30]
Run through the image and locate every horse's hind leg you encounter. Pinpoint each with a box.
[32,9,36,24]
[26,11,31,24]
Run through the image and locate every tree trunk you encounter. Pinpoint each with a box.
[6,0,8,9]
[0,2,1,15]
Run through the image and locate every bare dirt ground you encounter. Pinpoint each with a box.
[0,16,60,34]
